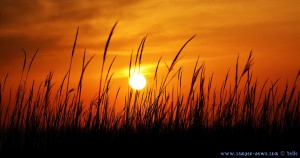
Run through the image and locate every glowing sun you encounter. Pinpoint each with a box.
[129,74,146,90]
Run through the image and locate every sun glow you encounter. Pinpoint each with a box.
[129,74,147,90]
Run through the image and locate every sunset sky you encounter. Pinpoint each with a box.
[0,0,299,101]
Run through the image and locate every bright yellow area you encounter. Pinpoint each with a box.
[129,73,146,90]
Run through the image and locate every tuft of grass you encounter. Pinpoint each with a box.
[0,23,299,154]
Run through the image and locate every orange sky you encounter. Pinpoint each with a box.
[0,0,300,103]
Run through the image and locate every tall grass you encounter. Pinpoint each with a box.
[0,23,299,153]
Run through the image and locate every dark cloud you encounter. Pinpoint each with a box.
[0,0,140,27]
[0,32,65,65]
[0,0,141,67]
[0,0,45,27]
[45,0,140,22]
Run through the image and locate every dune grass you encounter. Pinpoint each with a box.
[0,23,299,154]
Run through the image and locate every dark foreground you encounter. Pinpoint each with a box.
[1,127,299,157]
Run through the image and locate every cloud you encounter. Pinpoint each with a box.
[0,0,147,68]
[0,0,299,83]
[112,57,199,79]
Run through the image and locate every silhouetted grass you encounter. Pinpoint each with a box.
[0,23,299,156]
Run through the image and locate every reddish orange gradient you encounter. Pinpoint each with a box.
[0,0,299,106]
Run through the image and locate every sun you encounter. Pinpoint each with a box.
[129,74,146,90]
